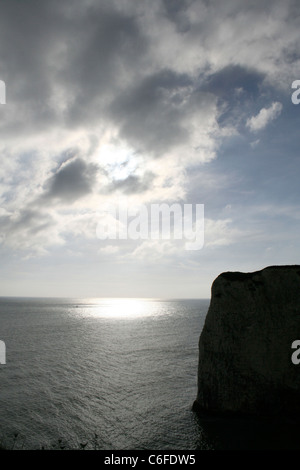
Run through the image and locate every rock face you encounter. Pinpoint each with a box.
[193,265,300,416]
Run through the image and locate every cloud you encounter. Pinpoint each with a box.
[122,239,180,263]
[200,65,264,99]
[109,70,191,155]
[0,0,146,137]
[42,158,99,203]
[108,68,221,164]
[108,172,155,195]
[250,139,260,148]
[246,101,283,132]
[0,0,299,270]
[0,208,64,255]
[204,218,244,248]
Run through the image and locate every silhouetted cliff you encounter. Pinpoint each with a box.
[193,265,300,416]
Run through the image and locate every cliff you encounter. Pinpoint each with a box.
[193,265,300,416]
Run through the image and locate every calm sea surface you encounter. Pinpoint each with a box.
[0,298,210,450]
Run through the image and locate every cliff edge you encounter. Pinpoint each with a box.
[193,265,300,416]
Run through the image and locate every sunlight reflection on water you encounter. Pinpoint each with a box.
[71,298,170,319]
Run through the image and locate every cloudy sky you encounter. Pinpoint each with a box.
[0,0,300,298]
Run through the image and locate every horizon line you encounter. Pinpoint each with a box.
[0,295,210,301]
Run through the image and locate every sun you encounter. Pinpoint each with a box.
[99,142,138,181]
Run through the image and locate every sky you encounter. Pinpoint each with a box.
[0,0,300,299]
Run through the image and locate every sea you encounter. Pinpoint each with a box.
[1,297,300,451]
[0,297,210,450]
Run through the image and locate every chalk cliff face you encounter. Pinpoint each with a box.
[193,265,300,416]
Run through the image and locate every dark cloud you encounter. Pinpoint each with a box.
[0,0,296,153]
[60,3,147,127]
[109,69,194,156]
[162,0,192,32]
[43,158,98,202]
[198,65,275,130]
[0,0,66,133]
[108,171,155,195]
[0,0,147,134]
[199,65,264,98]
